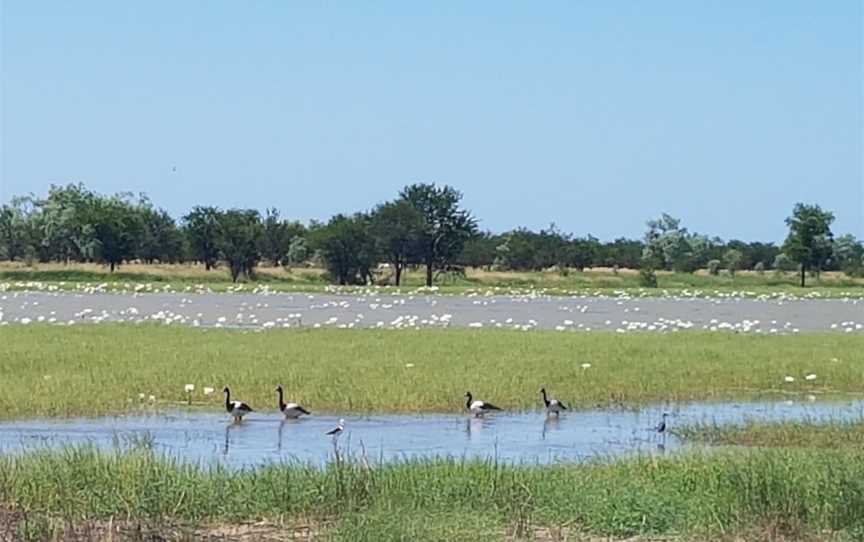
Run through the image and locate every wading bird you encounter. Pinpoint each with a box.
[275,385,310,419]
[655,412,669,442]
[465,391,502,417]
[325,418,345,437]
[540,387,567,416]
[223,387,253,422]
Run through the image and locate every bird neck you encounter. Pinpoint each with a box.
[541,390,549,407]
[277,388,285,410]
[465,394,472,409]
[224,390,231,411]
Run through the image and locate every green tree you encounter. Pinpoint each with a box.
[34,183,98,263]
[773,253,796,273]
[0,201,31,261]
[259,208,289,266]
[782,203,835,287]
[400,183,477,286]
[370,200,424,286]
[138,204,184,264]
[183,206,221,270]
[80,194,143,272]
[216,209,263,282]
[458,231,499,270]
[563,236,600,271]
[723,248,744,277]
[311,213,377,285]
[285,237,310,268]
[643,213,711,272]
[494,229,539,271]
[832,234,863,276]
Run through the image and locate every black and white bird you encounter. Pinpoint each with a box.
[325,418,345,437]
[540,387,567,416]
[464,391,502,417]
[223,387,253,422]
[275,385,310,419]
[655,413,669,436]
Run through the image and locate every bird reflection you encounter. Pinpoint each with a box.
[277,419,286,452]
[223,424,233,455]
[542,415,561,440]
[465,415,494,440]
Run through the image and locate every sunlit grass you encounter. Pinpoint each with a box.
[1,445,863,540]
[679,419,864,449]
[0,325,861,419]
[1,261,861,297]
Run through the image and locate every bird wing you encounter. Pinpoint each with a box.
[325,426,341,435]
[285,403,311,415]
[234,401,253,412]
[481,402,502,411]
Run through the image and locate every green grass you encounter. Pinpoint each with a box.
[2,261,862,298]
[2,445,863,540]
[1,325,861,419]
[678,419,864,449]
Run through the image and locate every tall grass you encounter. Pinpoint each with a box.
[0,326,861,419]
[1,445,863,539]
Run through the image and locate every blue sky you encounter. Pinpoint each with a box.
[1,1,861,241]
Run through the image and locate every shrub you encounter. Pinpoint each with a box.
[707,260,721,276]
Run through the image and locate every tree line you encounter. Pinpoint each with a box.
[0,182,861,286]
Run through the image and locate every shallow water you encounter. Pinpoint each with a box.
[3,290,862,333]
[1,400,861,468]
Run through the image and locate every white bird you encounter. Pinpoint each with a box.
[223,387,253,422]
[464,391,502,417]
[325,418,345,436]
[276,385,310,419]
[540,387,567,416]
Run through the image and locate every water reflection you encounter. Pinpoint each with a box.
[541,416,561,440]
[1,399,861,469]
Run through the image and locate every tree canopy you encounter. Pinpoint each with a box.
[782,203,835,287]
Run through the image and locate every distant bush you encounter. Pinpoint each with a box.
[753,261,765,275]
[773,253,796,272]
[639,256,658,288]
[707,260,721,276]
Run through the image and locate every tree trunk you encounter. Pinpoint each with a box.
[425,261,433,287]
[395,264,402,286]
[109,261,115,273]
[205,261,212,271]
[800,264,806,287]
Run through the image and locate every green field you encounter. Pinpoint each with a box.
[0,325,861,419]
[2,445,863,541]
[2,261,863,298]
[678,419,864,449]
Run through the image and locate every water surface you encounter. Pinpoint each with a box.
[1,400,861,468]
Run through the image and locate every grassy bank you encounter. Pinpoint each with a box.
[679,419,864,449]
[2,445,863,541]
[2,261,862,297]
[0,325,861,419]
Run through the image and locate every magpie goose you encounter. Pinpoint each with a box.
[540,387,567,415]
[275,385,310,419]
[223,387,253,422]
[464,391,501,417]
